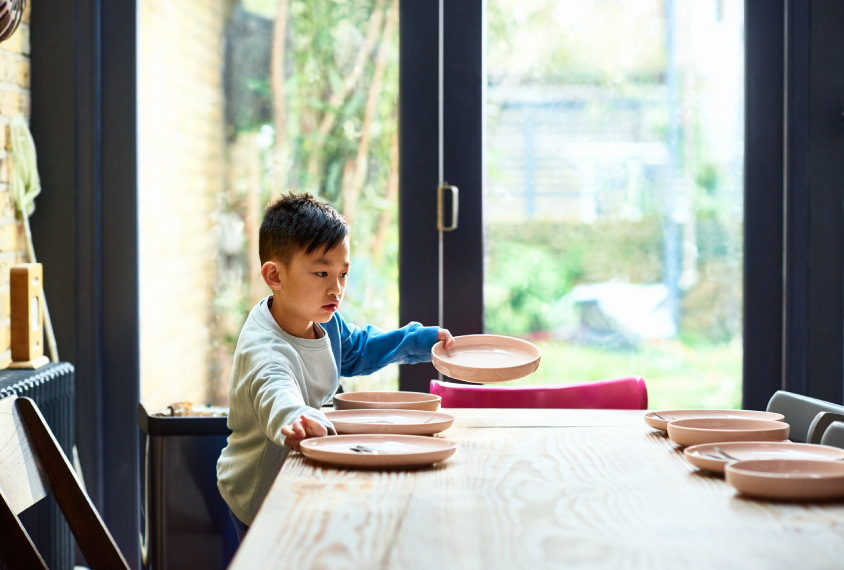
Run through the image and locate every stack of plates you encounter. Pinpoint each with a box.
[726,459,844,501]
[334,391,441,411]
[324,409,454,436]
[684,441,844,474]
[298,391,455,468]
[644,409,784,431]
[645,408,844,500]
[666,418,789,447]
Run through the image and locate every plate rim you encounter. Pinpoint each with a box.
[334,391,442,405]
[324,409,454,421]
[685,441,844,467]
[726,458,844,479]
[431,334,541,373]
[646,408,785,418]
[300,433,458,457]
[668,417,789,432]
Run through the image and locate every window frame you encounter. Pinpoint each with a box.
[31,0,140,565]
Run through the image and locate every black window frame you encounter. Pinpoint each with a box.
[744,0,844,409]
[31,0,139,565]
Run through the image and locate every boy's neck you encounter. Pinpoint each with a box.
[268,295,320,339]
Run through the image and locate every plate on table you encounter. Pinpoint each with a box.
[334,391,441,412]
[431,334,541,383]
[726,459,844,501]
[300,434,457,469]
[324,409,455,435]
[684,442,844,474]
[667,418,789,447]
[644,409,784,431]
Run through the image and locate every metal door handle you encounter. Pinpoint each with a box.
[437,183,459,231]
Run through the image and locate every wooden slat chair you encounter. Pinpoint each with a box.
[0,395,129,570]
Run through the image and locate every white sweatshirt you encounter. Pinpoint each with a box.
[217,299,337,525]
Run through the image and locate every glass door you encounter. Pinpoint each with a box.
[484,0,745,409]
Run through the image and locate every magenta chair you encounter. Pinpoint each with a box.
[430,376,648,409]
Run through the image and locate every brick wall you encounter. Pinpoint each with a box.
[0,3,32,368]
[139,0,227,407]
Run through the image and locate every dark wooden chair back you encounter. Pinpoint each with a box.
[0,396,129,569]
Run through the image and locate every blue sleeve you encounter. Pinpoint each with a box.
[337,314,439,377]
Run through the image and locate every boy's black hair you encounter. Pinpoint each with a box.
[259,191,349,265]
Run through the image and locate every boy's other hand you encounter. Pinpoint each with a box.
[281,414,328,451]
[438,328,455,350]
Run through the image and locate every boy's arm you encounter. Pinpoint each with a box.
[248,362,336,446]
[337,314,439,377]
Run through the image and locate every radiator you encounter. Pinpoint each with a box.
[0,362,75,570]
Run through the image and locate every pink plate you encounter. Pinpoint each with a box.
[324,409,455,435]
[300,434,457,469]
[644,409,784,431]
[431,334,541,383]
[666,417,789,447]
[726,459,844,501]
[333,391,441,412]
[684,441,844,474]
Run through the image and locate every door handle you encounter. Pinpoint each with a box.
[437,183,459,231]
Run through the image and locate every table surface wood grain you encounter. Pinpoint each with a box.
[228,408,844,570]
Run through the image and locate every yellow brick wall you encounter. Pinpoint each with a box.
[139,0,227,407]
[0,3,32,367]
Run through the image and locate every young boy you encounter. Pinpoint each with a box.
[217,192,453,540]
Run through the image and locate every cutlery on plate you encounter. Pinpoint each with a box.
[350,445,385,455]
[714,446,742,462]
[652,412,677,421]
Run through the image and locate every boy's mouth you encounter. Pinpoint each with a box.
[322,301,339,313]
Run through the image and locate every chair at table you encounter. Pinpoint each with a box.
[820,421,844,449]
[430,376,648,409]
[0,396,129,570]
[766,390,844,443]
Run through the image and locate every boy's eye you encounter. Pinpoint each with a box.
[340,273,348,278]
[316,272,328,277]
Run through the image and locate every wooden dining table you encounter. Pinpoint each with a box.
[228,408,844,569]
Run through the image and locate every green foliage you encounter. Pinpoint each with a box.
[485,218,665,335]
[214,0,401,386]
[485,241,577,335]
[696,161,720,194]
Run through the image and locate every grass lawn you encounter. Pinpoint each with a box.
[506,339,742,410]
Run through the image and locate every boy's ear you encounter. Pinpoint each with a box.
[261,261,284,290]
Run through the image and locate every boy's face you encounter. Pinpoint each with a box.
[272,238,351,325]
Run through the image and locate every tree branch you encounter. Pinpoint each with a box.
[305,0,386,186]
[271,0,291,193]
